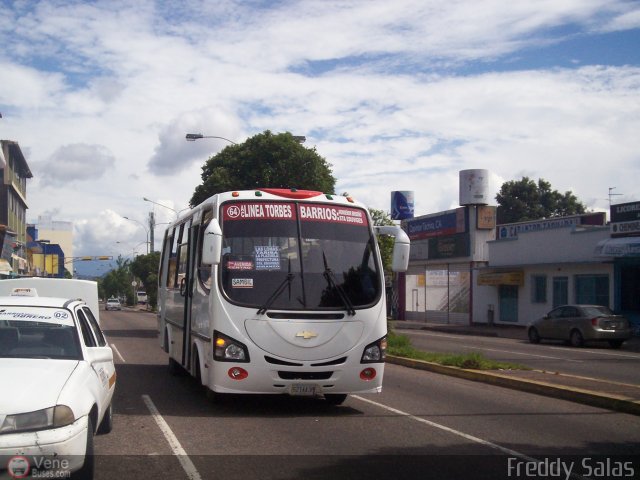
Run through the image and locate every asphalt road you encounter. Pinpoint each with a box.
[94,309,640,480]
[400,329,640,385]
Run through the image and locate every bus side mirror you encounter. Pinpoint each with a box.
[374,225,410,272]
[202,220,222,265]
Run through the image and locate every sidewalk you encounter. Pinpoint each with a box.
[389,320,640,416]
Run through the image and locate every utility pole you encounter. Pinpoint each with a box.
[148,211,155,253]
[608,187,623,207]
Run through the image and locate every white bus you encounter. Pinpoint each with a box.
[157,188,409,404]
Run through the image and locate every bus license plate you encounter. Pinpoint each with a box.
[290,384,318,396]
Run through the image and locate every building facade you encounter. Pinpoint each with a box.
[35,215,74,264]
[595,201,640,327]
[473,213,614,327]
[0,140,32,277]
[402,205,497,324]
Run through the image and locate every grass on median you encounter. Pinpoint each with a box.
[387,331,528,371]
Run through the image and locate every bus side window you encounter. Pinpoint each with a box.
[198,209,214,290]
[166,227,180,288]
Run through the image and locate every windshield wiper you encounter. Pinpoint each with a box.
[322,252,356,316]
[257,259,294,315]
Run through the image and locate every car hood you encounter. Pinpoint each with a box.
[0,359,79,414]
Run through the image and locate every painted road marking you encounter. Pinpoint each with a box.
[110,343,126,363]
[353,395,587,479]
[142,394,202,480]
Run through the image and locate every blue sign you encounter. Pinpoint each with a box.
[391,191,414,220]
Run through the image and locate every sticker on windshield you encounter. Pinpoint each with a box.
[227,260,254,270]
[232,278,254,288]
[0,307,75,326]
[299,205,366,226]
[255,246,281,270]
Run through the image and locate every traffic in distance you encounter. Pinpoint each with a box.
[0,278,116,480]
[157,188,409,405]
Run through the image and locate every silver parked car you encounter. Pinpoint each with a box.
[528,304,632,348]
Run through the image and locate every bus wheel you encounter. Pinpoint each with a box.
[324,394,347,406]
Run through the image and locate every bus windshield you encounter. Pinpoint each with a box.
[220,201,381,312]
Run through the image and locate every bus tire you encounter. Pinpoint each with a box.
[324,394,348,405]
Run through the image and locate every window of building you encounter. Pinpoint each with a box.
[552,276,568,307]
[574,274,609,306]
[531,275,547,303]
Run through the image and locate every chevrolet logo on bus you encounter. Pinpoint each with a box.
[295,331,318,340]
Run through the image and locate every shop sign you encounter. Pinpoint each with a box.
[427,233,470,260]
[405,208,467,241]
[477,271,524,286]
[611,201,640,223]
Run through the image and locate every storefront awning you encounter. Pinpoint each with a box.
[0,259,13,274]
[595,237,640,257]
[477,271,524,286]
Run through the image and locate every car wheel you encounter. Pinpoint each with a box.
[528,327,540,344]
[608,340,624,349]
[97,402,113,435]
[73,417,95,480]
[324,394,348,405]
[569,329,584,347]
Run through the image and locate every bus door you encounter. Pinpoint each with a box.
[180,220,200,369]
[164,220,191,366]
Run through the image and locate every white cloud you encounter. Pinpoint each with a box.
[34,144,116,187]
[147,108,243,175]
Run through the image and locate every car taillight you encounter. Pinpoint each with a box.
[591,317,600,326]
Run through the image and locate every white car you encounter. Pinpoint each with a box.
[105,297,122,311]
[0,279,116,480]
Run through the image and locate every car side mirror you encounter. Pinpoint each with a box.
[86,346,114,363]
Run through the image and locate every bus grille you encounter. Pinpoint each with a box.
[278,371,333,380]
[264,356,303,366]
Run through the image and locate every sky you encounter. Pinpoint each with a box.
[1,0,639,276]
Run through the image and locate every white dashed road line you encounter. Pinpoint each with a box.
[142,394,202,480]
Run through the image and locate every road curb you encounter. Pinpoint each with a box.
[386,355,640,416]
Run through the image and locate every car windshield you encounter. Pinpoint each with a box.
[220,201,381,312]
[0,307,82,360]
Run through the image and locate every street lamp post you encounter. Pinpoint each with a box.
[122,216,150,254]
[185,133,237,145]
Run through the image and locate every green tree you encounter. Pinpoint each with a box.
[100,256,132,303]
[369,208,395,273]
[496,177,586,224]
[130,251,161,308]
[190,131,336,207]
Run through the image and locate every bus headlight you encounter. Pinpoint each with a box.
[361,336,387,363]
[213,331,250,362]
